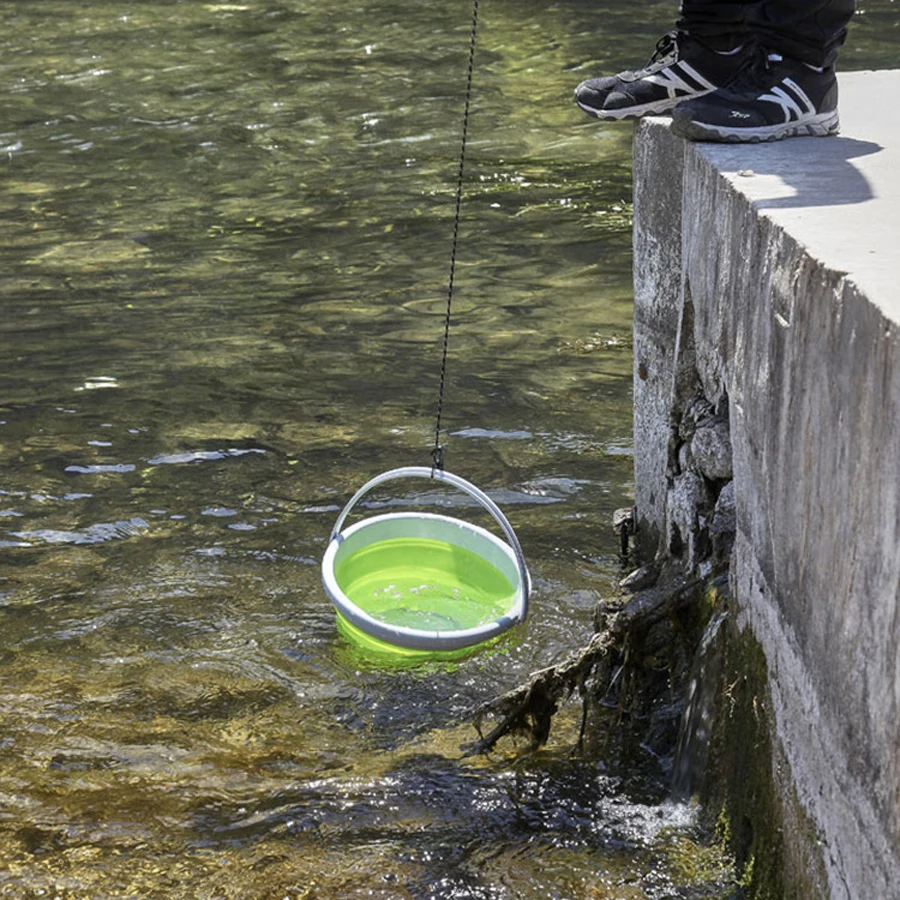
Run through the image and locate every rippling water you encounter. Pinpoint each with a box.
[0,1,894,896]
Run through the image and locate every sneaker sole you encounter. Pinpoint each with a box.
[672,109,840,143]
[575,91,711,122]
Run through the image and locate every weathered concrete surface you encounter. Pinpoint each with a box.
[632,71,900,899]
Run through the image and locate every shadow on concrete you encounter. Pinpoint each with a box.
[706,136,883,210]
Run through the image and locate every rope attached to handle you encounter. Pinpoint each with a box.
[432,0,480,475]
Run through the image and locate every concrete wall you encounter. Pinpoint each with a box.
[631,71,900,899]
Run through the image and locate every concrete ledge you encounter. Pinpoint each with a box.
[632,71,900,898]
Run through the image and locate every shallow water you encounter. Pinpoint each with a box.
[0,1,894,897]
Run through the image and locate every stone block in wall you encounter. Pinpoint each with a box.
[691,420,732,482]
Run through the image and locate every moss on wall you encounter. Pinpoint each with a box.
[701,620,828,899]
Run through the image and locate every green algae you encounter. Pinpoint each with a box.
[700,620,829,899]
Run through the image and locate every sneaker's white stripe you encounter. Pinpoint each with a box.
[644,61,717,99]
[759,79,816,123]
[678,61,719,92]
[781,78,817,114]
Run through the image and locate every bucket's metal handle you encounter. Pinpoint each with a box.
[329,466,530,612]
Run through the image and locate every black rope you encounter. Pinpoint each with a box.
[432,0,479,475]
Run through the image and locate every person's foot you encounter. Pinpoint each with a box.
[574,31,754,121]
[671,49,840,142]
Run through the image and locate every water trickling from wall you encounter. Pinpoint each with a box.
[672,609,728,801]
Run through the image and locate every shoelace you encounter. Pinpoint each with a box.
[724,45,781,93]
[645,31,679,68]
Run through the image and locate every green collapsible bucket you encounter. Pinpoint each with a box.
[321,467,530,658]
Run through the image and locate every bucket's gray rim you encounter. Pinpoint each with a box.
[322,466,530,651]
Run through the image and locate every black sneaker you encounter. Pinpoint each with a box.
[671,49,840,142]
[574,31,754,121]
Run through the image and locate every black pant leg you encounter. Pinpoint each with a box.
[677,0,855,66]
[752,0,856,66]
[677,0,755,51]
